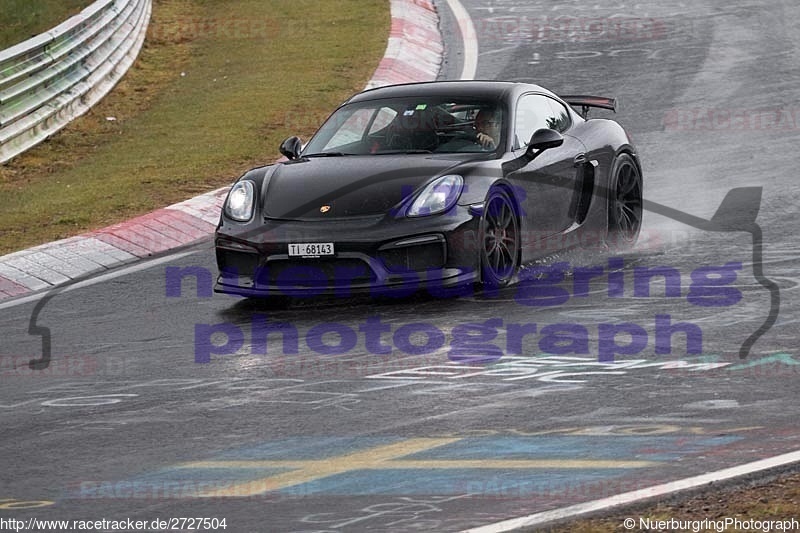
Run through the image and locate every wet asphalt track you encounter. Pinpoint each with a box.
[2,0,800,531]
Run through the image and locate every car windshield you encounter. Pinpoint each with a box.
[302,97,505,156]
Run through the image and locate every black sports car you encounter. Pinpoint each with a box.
[214,81,643,297]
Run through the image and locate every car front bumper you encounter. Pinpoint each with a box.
[214,207,481,298]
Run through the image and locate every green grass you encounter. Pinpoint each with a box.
[0,0,94,49]
[0,0,390,253]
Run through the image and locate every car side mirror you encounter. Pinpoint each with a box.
[279,136,303,160]
[526,128,563,155]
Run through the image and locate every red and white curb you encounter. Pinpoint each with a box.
[367,0,443,89]
[0,188,228,299]
[0,0,442,302]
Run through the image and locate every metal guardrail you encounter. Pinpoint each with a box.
[0,0,152,163]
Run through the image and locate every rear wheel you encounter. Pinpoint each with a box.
[607,153,643,248]
[480,187,520,287]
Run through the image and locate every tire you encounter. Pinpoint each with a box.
[607,153,643,249]
[480,186,521,287]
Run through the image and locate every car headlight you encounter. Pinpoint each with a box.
[224,180,255,222]
[407,175,464,217]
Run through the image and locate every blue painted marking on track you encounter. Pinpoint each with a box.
[278,468,630,496]
[78,433,745,498]
[132,466,292,483]
[402,435,741,462]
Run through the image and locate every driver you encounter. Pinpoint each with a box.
[474,108,502,149]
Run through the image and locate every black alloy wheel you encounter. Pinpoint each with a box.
[480,187,521,287]
[608,153,643,247]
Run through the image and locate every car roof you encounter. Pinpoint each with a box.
[345,80,558,104]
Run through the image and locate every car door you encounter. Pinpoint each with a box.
[506,93,584,239]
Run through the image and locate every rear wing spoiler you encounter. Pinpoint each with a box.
[560,95,617,119]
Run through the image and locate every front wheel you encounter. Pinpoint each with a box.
[607,153,643,249]
[480,187,521,287]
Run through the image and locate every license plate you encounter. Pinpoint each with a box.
[288,242,334,257]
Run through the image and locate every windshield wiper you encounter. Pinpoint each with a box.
[373,149,433,155]
[303,152,353,157]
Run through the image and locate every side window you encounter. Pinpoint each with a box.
[545,99,571,132]
[514,94,565,148]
